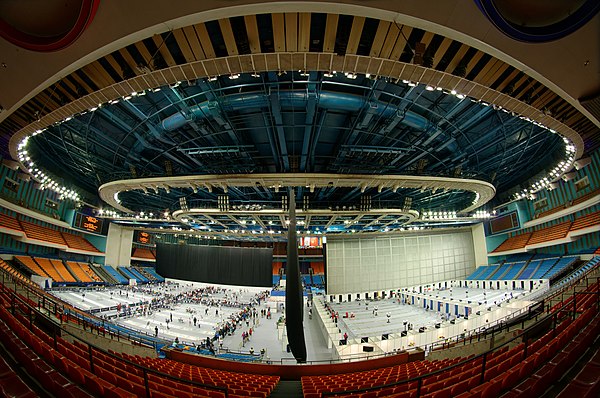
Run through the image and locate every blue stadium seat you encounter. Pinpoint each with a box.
[502,262,527,279]
[531,259,559,279]
[103,266,128,284]
[127,267,149,283]
[142,268,165,282]
[544,257,578,279]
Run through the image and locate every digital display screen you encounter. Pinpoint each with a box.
[137,231,150,244]
[489,211,519,234]
[135,231,153,244]
[74,212,104,234]
[299,236,323,248]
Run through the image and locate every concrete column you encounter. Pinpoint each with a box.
[105,223,133,267]
[471,223,488,267]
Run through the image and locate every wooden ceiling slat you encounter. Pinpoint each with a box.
[484,62,510,87]
[134,42,154,66]
[81,64,109,88]
[104,54,125,80]
[494,68,520,92]
[3,14,595,159]
[532,89,555,109]
[152,35,177,67]
[19,102,38,119]
[565,113,583,127]
[9,113,29,128]
[298,13,311,52]
[444,43,469,73]
[284,13,298,52]
[182,26,206,60]
[464,50,485,76]
[118,49,142,75]
[272,13,285,52]
[172,29,197,63]
[419,31,435,49]
[345,16,365,55]
[510,74,530,95]
[390,26,412,60]
[60,76,82,95]
[90,60,116,86]
[323,14,339,53]
[70,72,94,93]
[193,24,216,59]
[473,58,501,85]
[369,20,390,57]
[52,83,75,102]
[218,18,239,56]
[243,15,261,54]
[379,22,400,59]
[432,38,452,68]
[515,80,537,100]
[527,85,548,107]
[543,95,563,112]
[553,100,571,116]
[474,59,500,85]
[35,91,61,112]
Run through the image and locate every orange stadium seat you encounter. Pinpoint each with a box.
[15,255,51,278]
[527,221,572,246]
[19,221,67,246]
[0,212,23,231]
[132,248,155,259]
[570,211,600,231]
[66,261,93,283]
[34,257,65,282]
[492,232,532,252]
[61,232,101,253]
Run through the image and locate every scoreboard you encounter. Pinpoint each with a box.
[74,212,104,234]
[489,211,520,235]
[135,231,153,245]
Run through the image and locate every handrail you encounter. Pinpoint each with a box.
[1,255,598,367]
[321,282,599,397]
[0,269,229,397]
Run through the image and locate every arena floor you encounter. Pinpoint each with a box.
[50,281,520,363]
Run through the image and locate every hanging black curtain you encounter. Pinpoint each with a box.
[285,188,307,363]
[156,243,272,287]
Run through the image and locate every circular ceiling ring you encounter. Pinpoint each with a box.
[0,0,100,52]
[474,0,600,42]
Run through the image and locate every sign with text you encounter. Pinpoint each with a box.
[74,212,104,234]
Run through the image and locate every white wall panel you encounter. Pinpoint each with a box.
[326,230,475,295]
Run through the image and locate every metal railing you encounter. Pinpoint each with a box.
[1,255,598,369]
[0,268,228,397]
[321,282,599,397]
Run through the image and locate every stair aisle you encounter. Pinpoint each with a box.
[270,380,304,398]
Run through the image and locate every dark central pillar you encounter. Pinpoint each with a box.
[285,188,307,363]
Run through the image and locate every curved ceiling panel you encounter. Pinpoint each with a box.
[475,0,600,42]
[0,0,100,52]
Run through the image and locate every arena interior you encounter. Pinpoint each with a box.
[0,1,599,397]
